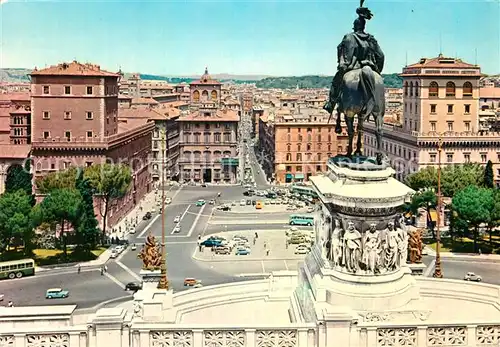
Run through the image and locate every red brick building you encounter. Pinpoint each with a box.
[30,61,154,230]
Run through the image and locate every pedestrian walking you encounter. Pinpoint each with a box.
[104,265,108,273]
[77,265,81,274]
[7,301,13,307]
[100,267,104,276]
[266,249,270,256]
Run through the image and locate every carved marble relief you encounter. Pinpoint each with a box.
[256,330,297,347]
[26,334,69,347]
[324,215,410,275]
[150,331,193,347]
[203,331,246,347]
[0,336,13,347]
[427,327,467,346]
[377,328,417,347]
[476,325,500,345]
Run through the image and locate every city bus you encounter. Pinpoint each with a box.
[0,259,35,280]
[290,185,319,199]
[289,215,315,226]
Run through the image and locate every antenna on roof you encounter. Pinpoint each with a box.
[405,51,408,67]
[475,48,478,66]
[439,32,442,55]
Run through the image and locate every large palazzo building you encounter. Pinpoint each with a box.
[30,61,154,228]
[178,69,239,183]
[363,55,500,183]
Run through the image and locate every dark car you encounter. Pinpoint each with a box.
[125,282,142,291]
[201,239,222,247]
[252,200,257,206]
[246,199,252,205]
[221,206,231,211]
[142,212,152,220]
[201,183,207,187]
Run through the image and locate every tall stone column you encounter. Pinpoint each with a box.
[0,164,8,195]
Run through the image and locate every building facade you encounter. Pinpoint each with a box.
[363,55,500,184]
[258,109,348,184]
[178,69,239,184]
[30,61,154,229]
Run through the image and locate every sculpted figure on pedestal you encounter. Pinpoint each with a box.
[383,222,399,272]
[362,223,382,274]
[343,221,362,273]
[397,215,409,266]
[409,228,423,264]
[328,219,344,268]
[138,233,162,270]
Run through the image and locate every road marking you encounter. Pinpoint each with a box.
[199,207,215,239]
[180,205,190,221]
[283,260,289,270]
[171,186,183,201]
[116,260,142,281]
[424,260,435,277]
[261,260,265,273]
[104,271,125,289]
[137,214,161,238]
[187,204,206,237]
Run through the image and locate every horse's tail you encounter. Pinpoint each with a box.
[360,66,377,116]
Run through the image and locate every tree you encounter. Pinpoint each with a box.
[37,189,82,258]
[452,186,494,252]
[441,163,484,197]
[75,175,99,252]
[0,190,34,256]
[486,189,500,244]
[84,163,132,240]
[405,166,438,192]
[35,167,80,194]
[484,160,494,189]
[405,189,438,238]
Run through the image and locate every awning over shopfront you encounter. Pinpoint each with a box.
[285,173,294,179]
[294,173,305,179]
[221,158,239,166]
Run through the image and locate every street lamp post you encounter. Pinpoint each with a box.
[433,135,443,278]
[157,130,169,290]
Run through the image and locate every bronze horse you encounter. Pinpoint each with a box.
[332,65,385,160]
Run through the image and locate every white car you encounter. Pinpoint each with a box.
[209,199,216,205]
[464,272,482,282]
[110,251,119,259]
[240,199,246,206]
[174,215,181,223]
[114,246,124,253]
[165,198,172,204]
[173,225,181,233]
[129,227,136,234]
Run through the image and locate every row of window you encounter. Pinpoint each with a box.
[12,116,28,125]
[404,103,471,115]
[42,85,118,95]
[286,143,335,152]
[429,121,471,132]
[42,130,95,140]
[284,165,325,173]
[404,81,473,98]
[285,134,334,142]
[192,90,218,102]
[181,132,233,143]
[35,160,94,172]
[285,152,334,162]
[287,127,334,133]
[183,123,231,130]
[181,150,232,161]
[429,152,500,164]
[365,136,417,160]
[42,111,94,120]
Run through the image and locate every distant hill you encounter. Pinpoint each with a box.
[255,74,403,89]
[0,68,31,83]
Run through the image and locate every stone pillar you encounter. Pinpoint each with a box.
[0,165,7,195]
[91,308,126,347]
[321,310,358,347]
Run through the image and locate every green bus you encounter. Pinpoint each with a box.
[290,185,318,199]
[0,259,35,280]
[289,214,315,226]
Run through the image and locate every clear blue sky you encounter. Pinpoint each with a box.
[1,0,499,76]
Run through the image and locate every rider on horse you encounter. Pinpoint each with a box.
[324,7,385,134]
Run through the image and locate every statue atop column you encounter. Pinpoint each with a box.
[138,233,162,270]
[323,0,386,163]
[409,228,424,264]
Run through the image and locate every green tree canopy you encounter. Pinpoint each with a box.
[0,190,34,256]
[405,167,438,193]
[37,189,82,258]
[75,175,99,252]
[84,163,132,237]
[484,160,494,189]
[35,167,81,194]
[5,161,32,195]
[452,186,494,252]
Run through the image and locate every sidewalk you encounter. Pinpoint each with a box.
[423,245,500,261]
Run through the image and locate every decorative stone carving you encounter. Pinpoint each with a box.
[26,334,69,347]
[362,312,391,322]
[138,233,162,270]
[413,310,431,321]
[409,229,423,264]
[0,336,14,347]
[256,330,297,347]
[151,331,193,347]
[362,223,382,274]
[476,326,500,345]
[377,328,417,347]
[382,222,399,272]
[343,221,362,273]
[203,331,245,347]
[328,219,343,268]
[427,327,467,346]
[396,215,409,267]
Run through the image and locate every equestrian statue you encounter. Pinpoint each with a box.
[324,0,386,163]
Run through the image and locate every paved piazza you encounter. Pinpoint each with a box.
[2,182,500,310]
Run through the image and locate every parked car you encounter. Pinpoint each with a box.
[240,199,246,206]
[45,288,69,299]
[295,247,309,255]
[165,197,172,204]
[110,251,119,259]
[174,215,181,223]
[235,248,250,255]
[124,282,142,291]
[214,247,231,255]
[143,212,152,220]
[184,278,201,286]
[246,199,252,205]
[209,199,216,205]
[129,227,136,234]
[173,224,181,233]
[131,244,137,251]
[196,199,206,206]
[201,239,222,247]
[464,272,482,282]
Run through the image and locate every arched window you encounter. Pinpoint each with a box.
[297,143,301,151]
[286,153,292,161]
[415,82,419,97]
[202,90,209,101]
[211,90,217,101]
[404,82,409,96]
[446,82,456,97]
[409,82,414,97]
[287,144,291,151]
[463,82,473,97]
[193,90,200,102]
[429,82,439,97]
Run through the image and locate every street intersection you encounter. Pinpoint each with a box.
[1,173,500,309]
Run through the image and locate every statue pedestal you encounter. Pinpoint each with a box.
[140,269,161,291]
[408,262,427,276]
[136,270,175,322]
